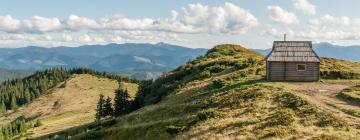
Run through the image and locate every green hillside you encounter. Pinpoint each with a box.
[321,57,360,79]
[0,68,139,140]
[35,44,360,140]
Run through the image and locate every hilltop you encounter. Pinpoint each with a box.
[35,44,360,140]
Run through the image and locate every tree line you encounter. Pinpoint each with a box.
[0,67,139,116]
[0,117,27,140]
[95,89,134,119]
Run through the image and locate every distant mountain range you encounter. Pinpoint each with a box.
[0,43,207,79]
[254,42,360,62]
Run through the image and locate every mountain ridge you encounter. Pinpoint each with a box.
[0,43,207,79]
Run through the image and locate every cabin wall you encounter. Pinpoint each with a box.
[267,61,319,81]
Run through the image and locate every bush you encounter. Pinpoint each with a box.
[34,120,43,127]
[197,109,222,121]
[199,70,211,78]
[267,109,296,126]
[256,126,295,139]
[212,79,228,88]
[316,113,347,128]
[166,125,185,135]
[310,134,341,140]
[205,64,227,73]
[277,92,307,110]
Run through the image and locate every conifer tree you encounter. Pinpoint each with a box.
[95,94,105,120]
[114,89,130,117]
[0,128,3,140]
[0,100,6,115]
[10,95,17,110]
[104,96,114,117]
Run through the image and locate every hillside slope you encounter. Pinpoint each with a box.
[0,74,138,139]
[40,44,360,140]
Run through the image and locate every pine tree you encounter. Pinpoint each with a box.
[95,94,105,120]
[104,96,114,117]
[0,128,4,140]
[10,95,17,110]
[0,100,6,115]
[114,89,130,117]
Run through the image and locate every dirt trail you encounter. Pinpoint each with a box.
[276,81,360,126]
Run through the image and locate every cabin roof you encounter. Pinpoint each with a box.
[265,41,320,62]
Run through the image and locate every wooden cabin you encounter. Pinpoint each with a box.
[265,41,320,81]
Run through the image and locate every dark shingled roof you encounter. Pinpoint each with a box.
[265,41,320,62]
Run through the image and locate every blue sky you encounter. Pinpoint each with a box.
[1,0,360,49]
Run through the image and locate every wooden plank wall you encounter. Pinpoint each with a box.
[267,62,319,81]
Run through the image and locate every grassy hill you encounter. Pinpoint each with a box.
[320,57,360,79]
[33,44,360,140]
[0,74,138,139]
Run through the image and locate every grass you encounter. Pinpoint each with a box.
[337,85,360,103]
[321,57,360,79]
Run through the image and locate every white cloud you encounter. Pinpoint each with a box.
[293,0,316,15]
[182,3,209,26]
[180,2,259,34]
[0,2,259,47]
[267,6,298,24]
[0,15,62,33]
[264,14,360,41]
[0,15,20,32]
[66,15,98,30]
[78,34,92,43]
[22,16,62,33]
[0,2,258,36]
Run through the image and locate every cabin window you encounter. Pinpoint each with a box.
[297,64,306,71]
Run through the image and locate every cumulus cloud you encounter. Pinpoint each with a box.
[267,6,298,24]
[263,14,360,41]
[0,15,62,33]
[180,2,259,34]
[293,0,316,15]
[0,2,258,35]
[66,15,98,30]
[0,2,259,47]
[0,15,20,32]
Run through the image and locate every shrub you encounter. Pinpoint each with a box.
[310,134,341,140]
[256,126,295,139]
[34,120,43,127]
[277,92,307,110]
[316,113,347,128]
[196,109,222,121]
[234,61,250,69]
[205,64,227,73]
[267,109,296,126]
[212,79,228,88]
[199,70,211,78]
[166,125,185,135]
